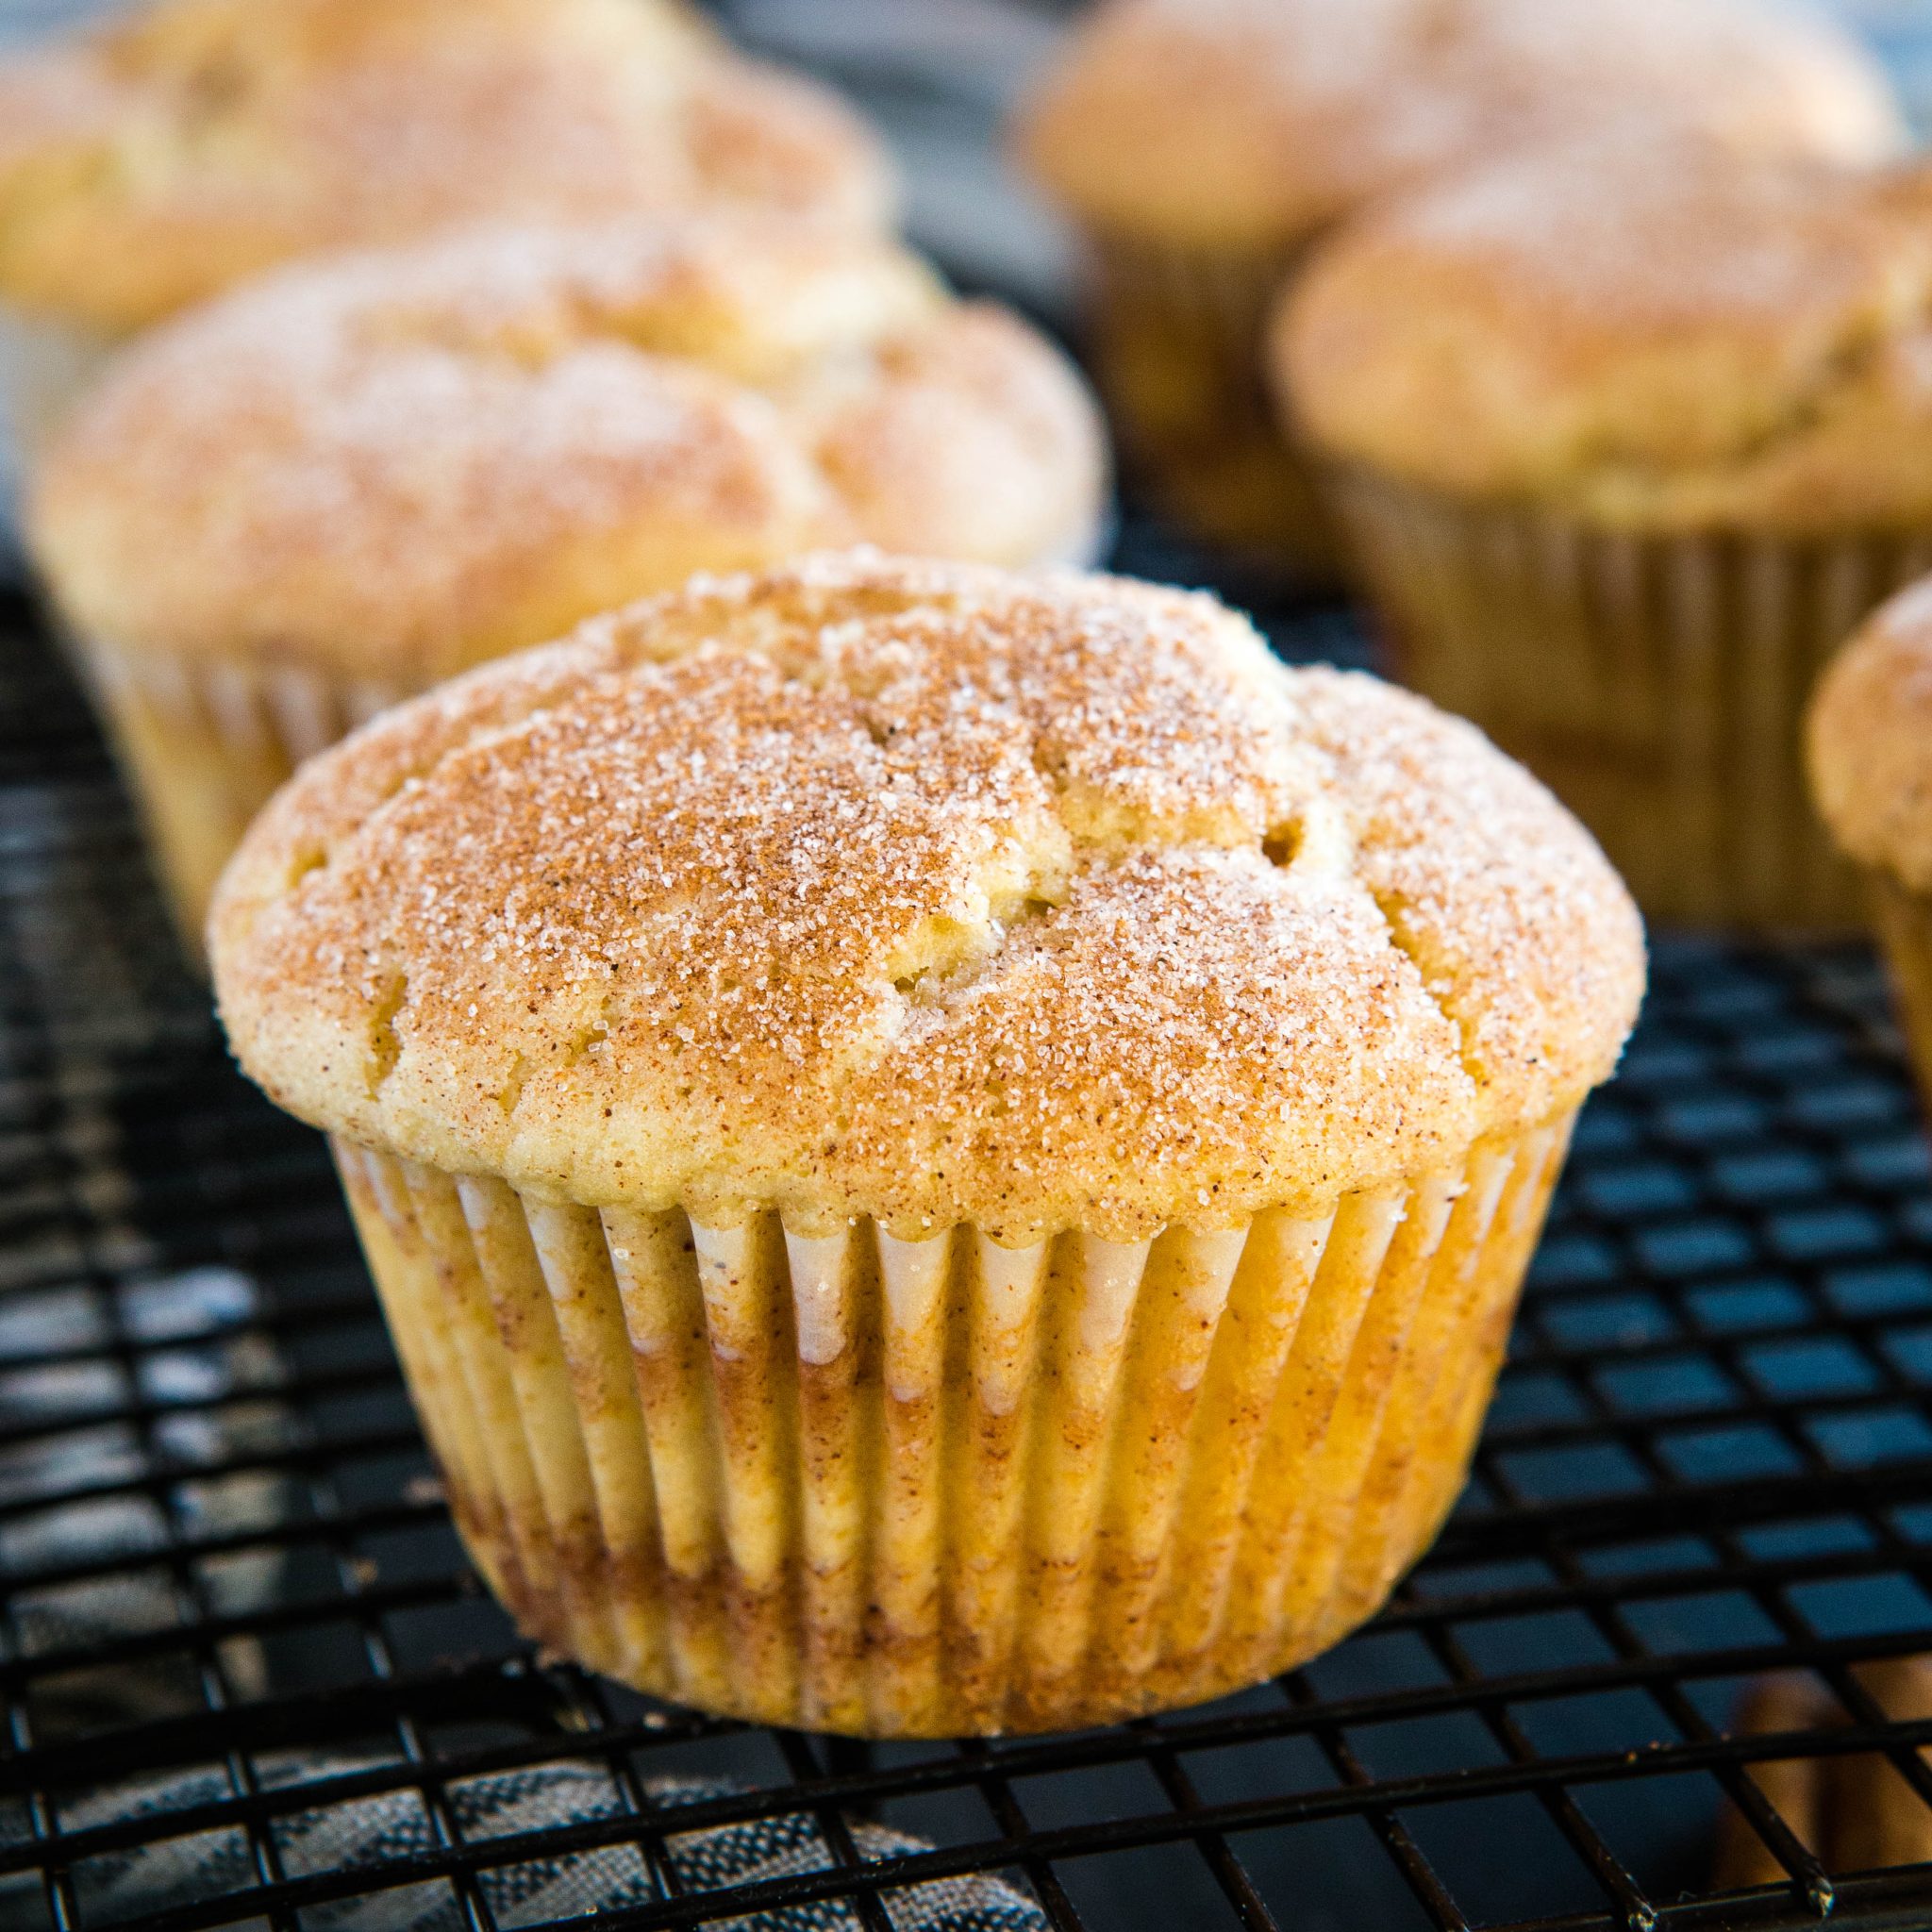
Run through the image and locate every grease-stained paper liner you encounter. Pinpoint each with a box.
[1330,468,1932,930]
[77,641,406,957]
[1867,870,1932,1114]
[332,1112,1574,1739]
[1083,230,1337,574]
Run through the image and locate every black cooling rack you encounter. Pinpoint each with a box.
[8,549,1932,1932]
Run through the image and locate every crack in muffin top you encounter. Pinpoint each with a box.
[29,217,1106,687]
[0,0,891,332]
[210,554,1645,1243]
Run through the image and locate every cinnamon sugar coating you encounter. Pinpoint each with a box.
[0,0,891,333]
[30,219,1106,686]
[1280,139,1932,532]
[210,555,1644,1245]
[1809,578,1932,893]
[1016,0,1900,250]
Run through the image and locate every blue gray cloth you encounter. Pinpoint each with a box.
[55,1761,1047,1931]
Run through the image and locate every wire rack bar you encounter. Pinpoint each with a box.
[3,555,1932,1931]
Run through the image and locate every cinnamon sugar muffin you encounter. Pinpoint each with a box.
[208,553,1644,1737]
[0,0,891,460]
[28,217,1105,947]
[1280,136,1932,930]
[1809,580,1932,1105]
[1015,0,1900,572]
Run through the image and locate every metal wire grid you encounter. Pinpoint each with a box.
[3,573,1932,1932]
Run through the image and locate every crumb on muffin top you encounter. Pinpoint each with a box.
[1016,0,1900,250]
[29,216,1106,688]
[1279,138,1932,531]
[210,553,1644,1244]
[1810,577,1932,893]
[0,0,891,333]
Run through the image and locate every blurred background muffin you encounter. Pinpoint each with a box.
[1015,0,1903,575]
[1280,133,1932,930]
[208,552,1643,1737]
[28,213,1106,948]
[1810,576,1932,1101]
[0,0,893,467]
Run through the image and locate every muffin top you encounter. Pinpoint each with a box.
[1809,579,1932,891]
[1280,139,1932,532]
[210,554,1644,1244]
[1016,0,1901,249]
[0,0,891,334]
[29,218,1106,689]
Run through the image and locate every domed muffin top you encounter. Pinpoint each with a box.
[1810,578,1932,892]
[30,217,1105,687]
[211,555,1644,1243]
[1017,0,1900,249]
[0,0,891,332]
[1280,139,1932,531]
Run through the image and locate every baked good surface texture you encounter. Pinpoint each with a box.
[1809,578,1932,892]
[0,0,891,331]
[210,554,1645,1246]
[1017,0,1901,248]
[1281,140,1932,532]
[31,218,1106,686]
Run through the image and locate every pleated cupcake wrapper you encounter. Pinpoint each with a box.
[1329,467,1932,930]
[1867,869,1932,1113]
[0,306,117,477]
[1081,229,1337,571]
[76,640,407,956]
[332,1112,1574,1739]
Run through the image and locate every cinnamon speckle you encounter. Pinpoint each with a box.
[1281,134,1932,528]
[0,0,892,331]
[32,217,1105,685]
[210,554,1645,1244]
[1021,0,1900,246]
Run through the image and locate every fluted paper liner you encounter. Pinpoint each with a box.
[76,642,406,956]
[1329,468,1932,930]
[332,1111,1574,1738]
[1084,231,1337,573]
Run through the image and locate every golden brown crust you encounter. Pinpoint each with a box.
[1808,577,1932,892]
[1280,140,1932,532]
[1016,0,1902,250]
[0,0,892,333]
[208,554,1644,1245]
[29,218,1106,686]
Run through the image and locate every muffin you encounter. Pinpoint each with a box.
[1810,579,1932,1104]
[208,552,1645,1737]
[28,216,1105,949]
[1281,137,1932,931]
[0,0,891,461]
[1015,0,1901,572]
